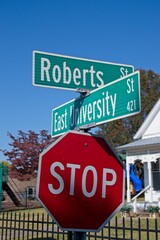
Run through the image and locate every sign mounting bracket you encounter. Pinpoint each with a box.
[76,88,90,98]
[75,122,96,133]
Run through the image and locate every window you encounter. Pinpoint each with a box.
[152,160,159,172]
[152,158,160,191]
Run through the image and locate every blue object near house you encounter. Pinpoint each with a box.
[130,165,142,193]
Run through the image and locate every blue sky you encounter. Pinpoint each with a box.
[0,0,160,160]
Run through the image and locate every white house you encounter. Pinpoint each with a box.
[117,98,160,204]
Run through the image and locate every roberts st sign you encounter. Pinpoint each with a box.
[51,71,140,137]
[32,51,134,91]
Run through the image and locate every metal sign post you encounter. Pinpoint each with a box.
[67,231,86,240]
[72,91,90,240]
[73,232,86,240]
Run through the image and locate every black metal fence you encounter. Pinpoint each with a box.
[0,211,160,240]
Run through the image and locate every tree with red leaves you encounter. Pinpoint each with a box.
[2,130,53,180]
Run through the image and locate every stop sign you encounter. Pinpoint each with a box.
[37,131,125,232]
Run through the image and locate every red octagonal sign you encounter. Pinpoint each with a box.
[37,131,125,232]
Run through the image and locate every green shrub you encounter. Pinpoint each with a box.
[147,206,159,213]
[121,205,132,213]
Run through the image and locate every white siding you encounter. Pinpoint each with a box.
[142,110,160,139]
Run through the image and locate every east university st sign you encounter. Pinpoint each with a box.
[51,71,140,137]
[32,51,134,91]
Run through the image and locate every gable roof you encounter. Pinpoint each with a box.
[134,98,160,140]
[117,98,160,152]
[117,136,160,150]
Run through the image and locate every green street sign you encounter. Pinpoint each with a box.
[51,71,141,137]
[33,51,134,91]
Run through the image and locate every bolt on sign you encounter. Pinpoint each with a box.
[32,51,134,91]
[51,71,140,137]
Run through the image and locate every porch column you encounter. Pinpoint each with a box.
[147,161,153,202]
[126,158,131,203]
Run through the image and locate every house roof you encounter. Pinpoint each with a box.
[117,98,160,152]
[117,136,160,150]
[134,98,160,140]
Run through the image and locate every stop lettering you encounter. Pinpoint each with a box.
[48,162,117,198]
[37,131,125,232]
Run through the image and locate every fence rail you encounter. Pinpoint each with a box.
[0,211,160,240]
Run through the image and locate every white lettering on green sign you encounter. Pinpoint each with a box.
[41,58,104,88]
[51,71,141,137]
[53,91,117,133]
[33,51,134,91]
[69,92,117,128]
